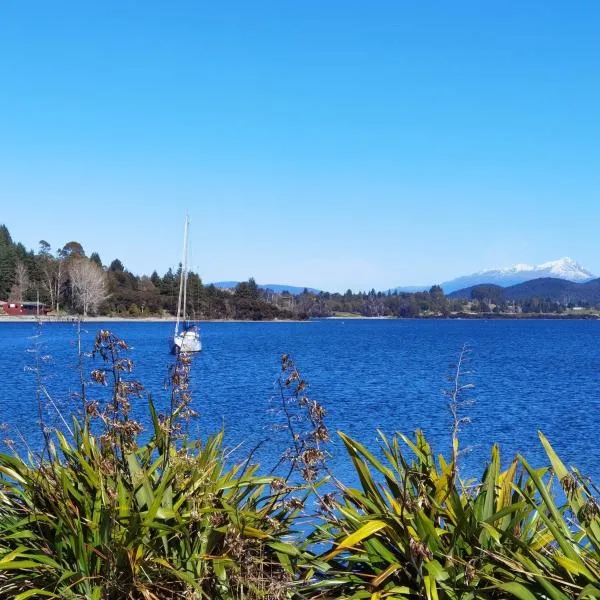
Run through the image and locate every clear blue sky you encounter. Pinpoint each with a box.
[1,1,599,291]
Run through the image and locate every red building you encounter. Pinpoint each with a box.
[0,301,50,316]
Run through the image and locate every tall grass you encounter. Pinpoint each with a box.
[1,330,600,598]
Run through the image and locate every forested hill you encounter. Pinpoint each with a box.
[449,277,600,304]
[0,225,294,320]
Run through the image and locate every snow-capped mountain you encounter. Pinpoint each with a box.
[440,258,595,293]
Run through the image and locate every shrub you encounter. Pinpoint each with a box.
[128,303,140,317]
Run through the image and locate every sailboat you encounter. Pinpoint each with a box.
[172,216,202,353]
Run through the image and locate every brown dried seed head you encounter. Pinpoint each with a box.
[581,499,600,522]
[561,474,578,498]
[91,370,107,385]
[409,537,433,561]
[287,497,304,510]
[465,561,476,585]
[318,492,337,512]
[271,478,287,493]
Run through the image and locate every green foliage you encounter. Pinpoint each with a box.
[0,245,16,299]
[0,225,13,248]
[293,287,456,318]
[108,258,124,272]
[0,426,308,599]
[0,333,309,599]
[471,284,505,305]
[128,302,141,316]
[90,252,103,268]
[235,278,260,301]
[305,429,600,599]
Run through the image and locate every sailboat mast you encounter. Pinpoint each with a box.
[182,216,189,322]
[175,216,188,335]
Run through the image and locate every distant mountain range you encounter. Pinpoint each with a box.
[388,258,595,294]
[438,258,594,293]
[211,281,321,295]
[448,277,600,304]
[214,258,597,298]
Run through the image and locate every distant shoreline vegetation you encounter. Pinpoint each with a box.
[329,311,600,320]
[0,224,598,321]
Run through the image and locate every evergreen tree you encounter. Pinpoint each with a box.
[90,252,103,268]
[109,258,124,272]
[0,226,17,299]
[150,270,161,287]
[0,225,13,248]
[0,246,17,299]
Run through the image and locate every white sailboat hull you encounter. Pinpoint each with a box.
[173,329,202,353]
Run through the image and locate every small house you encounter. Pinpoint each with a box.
[0,301,50,316]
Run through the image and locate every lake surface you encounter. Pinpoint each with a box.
[0,319,599,484]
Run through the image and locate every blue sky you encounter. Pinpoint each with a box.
[1,2,599,291]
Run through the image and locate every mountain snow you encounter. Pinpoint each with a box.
[440,258,595,293]
[477,257,593,280]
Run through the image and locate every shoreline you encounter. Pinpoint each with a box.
[0,313,598,323]
[0,315,306,323]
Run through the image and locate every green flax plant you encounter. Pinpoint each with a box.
[514,434,600,598]
[303,430,563,599]
[301,351,600,600]
[0,331,311,599]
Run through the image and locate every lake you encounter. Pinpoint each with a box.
[0,318,599,484]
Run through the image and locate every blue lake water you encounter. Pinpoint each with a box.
[0,319,599,484]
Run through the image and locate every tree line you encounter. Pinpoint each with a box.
[0,225,293,319]
[287,283,592,318]
[0,224,591,319]
[287,285,465,318]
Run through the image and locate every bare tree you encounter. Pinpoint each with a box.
[40,259,56,311]
[52,253,68,313]
[9,260,30,302]
[70,259,109,316]
[39,254,66,313]
[38,241,55,311]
